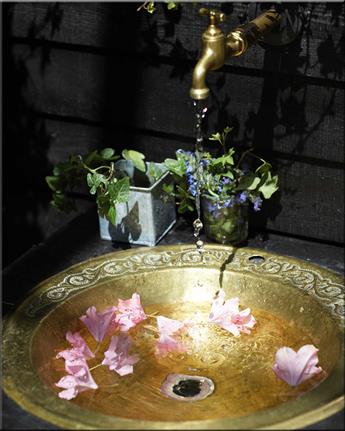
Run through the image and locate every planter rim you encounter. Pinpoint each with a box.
[116,161,169,193]
[129,169,170,193]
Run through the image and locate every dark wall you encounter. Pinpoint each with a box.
[2,2,344,265]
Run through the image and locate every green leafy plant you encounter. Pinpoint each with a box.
[46,148,149,226]
[163,126,279,215]
[137,1,180,14]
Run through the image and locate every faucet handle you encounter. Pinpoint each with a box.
[199,8,226,26]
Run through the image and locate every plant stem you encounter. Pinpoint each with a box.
[81,162,110,174]
[93,165,112,172]
[89,363,103,372]
[236,147,254,169]
[206,189,219,198]
[106,162,115,181]
[98,383,119,388]
[93,342,101,355]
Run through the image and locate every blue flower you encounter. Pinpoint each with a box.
[185,161,193,174]
[186,171,198,197]
[221,177,232,185]
[202,159,210,168]
[186,172,195,185]
[253,197,263,212]
[188,183,197,197]
[237,191,248,204]
[224,198,234,208]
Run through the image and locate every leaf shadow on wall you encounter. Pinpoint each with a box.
[2,3,64,266]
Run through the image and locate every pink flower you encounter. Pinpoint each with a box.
[155,316,190,356]
[102,333,139,376]
[55,357,98,400]
[155,333,187,356]
[116,293,147,331]
[56,348,89,375]
[208,289,256,336]
[272,345,323,386]
[58,331,94,360]
[80,305,117,342]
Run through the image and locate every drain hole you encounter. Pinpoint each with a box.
[248,255,265,264]
[161,373,215,402]
[173,379,201,397]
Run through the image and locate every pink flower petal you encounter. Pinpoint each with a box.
[63,331,94,359]
[102,334,139,376]
[116,293,147,331]
[155,334,187,356]
[56,348,83,363]
[155,316,190,356]
[208,290,256,336]
[55,357,98,400]
[273,344,323,386]
[80,305,117,342]
[156,316,185,335]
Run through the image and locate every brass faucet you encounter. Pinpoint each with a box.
[190,8,281,100]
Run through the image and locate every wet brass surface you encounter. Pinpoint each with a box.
[3,244,344,429]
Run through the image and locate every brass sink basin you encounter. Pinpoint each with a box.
[3,244,344,429]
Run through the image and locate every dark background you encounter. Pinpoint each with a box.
[2,1,344,266]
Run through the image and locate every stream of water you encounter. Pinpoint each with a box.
[192,100,208,252]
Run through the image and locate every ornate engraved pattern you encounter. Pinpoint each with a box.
[25,249,230,317]
[25,248,344,321]
[233,251,344,320]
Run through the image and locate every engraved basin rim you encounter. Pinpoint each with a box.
[2,243,344,430]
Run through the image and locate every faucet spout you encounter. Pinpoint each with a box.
[190,8,281,100]
[190,49,217,100]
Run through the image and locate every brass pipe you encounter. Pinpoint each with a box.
[190,8,281,100]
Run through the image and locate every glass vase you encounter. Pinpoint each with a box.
[201,195,248,245]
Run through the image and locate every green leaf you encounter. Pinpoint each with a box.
[236,174,261,191]
[96,194,110,217]
[258,172,279,199]
[100,148,115,159]
[46,176,61,192]
[83,150,98,166]
[87,172,105,195]
[162,183,174,194]
[164,158,185,177]
[146,2,155,13]
[86,172,93,188]
[255,161,272,175]
[51,192,76,213]
[108,177,130,203]
[210,149,235,169]
[178,199,194,213]
[221,220,236,234]
[167,2,178,10]
[107,205,117,226]
[147,162,163,183]
[52,162,71,176]
[223,126,233,134]
[222,171,234,180]
[209,133,222,143]
[122,149,146,172]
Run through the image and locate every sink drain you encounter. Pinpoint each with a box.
[160,373,214,402]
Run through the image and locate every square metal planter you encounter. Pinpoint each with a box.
[99,162,176,246]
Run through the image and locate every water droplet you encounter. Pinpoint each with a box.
[196,240,204,249]
[193,218,203,235]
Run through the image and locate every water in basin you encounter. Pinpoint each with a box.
[27,249,342,426]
